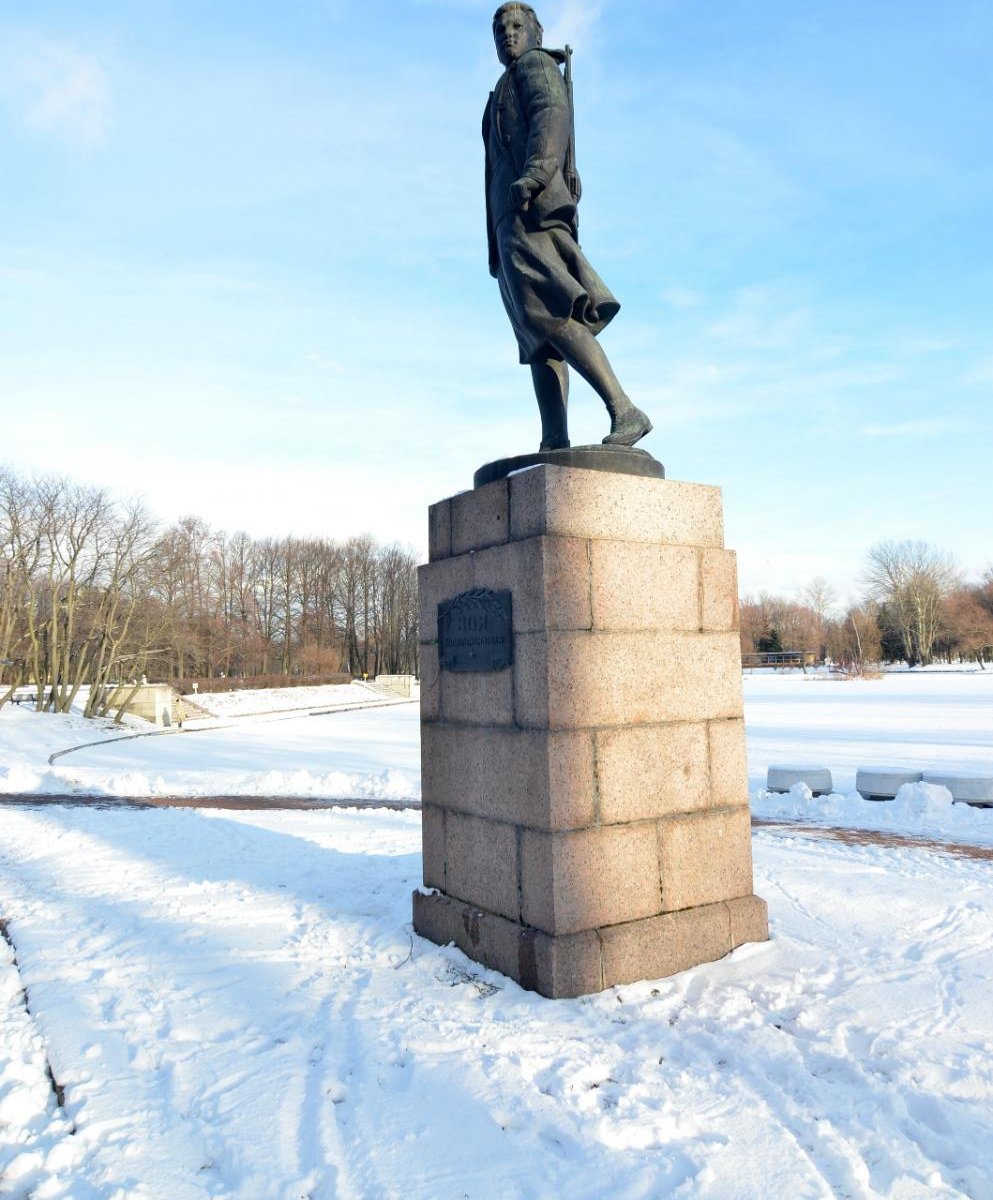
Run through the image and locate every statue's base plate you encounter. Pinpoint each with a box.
[474,444,664,489]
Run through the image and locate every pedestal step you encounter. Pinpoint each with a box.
[413,889,768,999]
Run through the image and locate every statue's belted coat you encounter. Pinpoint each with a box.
[483,47,619,365]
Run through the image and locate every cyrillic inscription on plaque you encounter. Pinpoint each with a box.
[438,588,513,672]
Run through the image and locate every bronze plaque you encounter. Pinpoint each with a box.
[438,588,513,672]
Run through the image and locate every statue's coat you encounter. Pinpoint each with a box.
[484,48,619,365]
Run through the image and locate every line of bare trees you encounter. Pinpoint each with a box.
[5,465,988,717]
[741,541,993,673]
[1,467,419,714]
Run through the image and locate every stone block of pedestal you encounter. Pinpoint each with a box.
[414,464,768,998]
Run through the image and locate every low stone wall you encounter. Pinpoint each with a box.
[104,684,176,726]
[374,674,417,698]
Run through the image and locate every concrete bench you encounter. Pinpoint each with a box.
[767,765,833,796]
[922,771,993,808]
[855,767,923,801]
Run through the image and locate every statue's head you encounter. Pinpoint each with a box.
[492,3,543,67]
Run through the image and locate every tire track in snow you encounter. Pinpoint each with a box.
[297,968,373,1200]
[750,835,993,1197]
[0,807,383,1198]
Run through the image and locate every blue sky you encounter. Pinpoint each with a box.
[1,0,990,600]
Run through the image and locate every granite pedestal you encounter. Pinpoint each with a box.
[413,464,768,998]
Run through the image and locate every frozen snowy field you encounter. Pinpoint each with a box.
[0,691,421,805]
[747,670,993,844]
[745,668,993,789]
[1,672,993,1198]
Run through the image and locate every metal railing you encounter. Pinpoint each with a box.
[741,650,816,671]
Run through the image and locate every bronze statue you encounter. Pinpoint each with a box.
[484,3,652,452]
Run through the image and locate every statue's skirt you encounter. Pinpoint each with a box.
[495,213,620,365]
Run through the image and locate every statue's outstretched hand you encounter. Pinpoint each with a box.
[509,176,541,211]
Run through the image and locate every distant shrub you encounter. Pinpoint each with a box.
[172,674,353,696]
[829,666,884,681]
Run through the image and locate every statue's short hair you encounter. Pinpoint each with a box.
[492,3,543,44]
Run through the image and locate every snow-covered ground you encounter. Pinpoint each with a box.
[189,682,403,719]
[0,686,419,803]
[4,670,992,841]
[2,805,992,1199]
[746,670,993,845]
[745,669,993,790]
[1,672,993,1198]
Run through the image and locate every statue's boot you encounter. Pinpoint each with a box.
[537,393,570,452]
[603,404,653,447]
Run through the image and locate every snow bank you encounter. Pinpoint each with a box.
[753,779,993,845]
[0,706,139,796]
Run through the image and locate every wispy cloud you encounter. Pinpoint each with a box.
[705,282,812,353]
[3,36,110,149]
[964,358,993,386]
[543,0,604,48]
[660,285,704,310]
[860,418,970,439]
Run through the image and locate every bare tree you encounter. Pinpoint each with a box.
[0,470,159,712]
[332,535,375,675]
[943,585,993,668]
[800,577,838,620]
[81,502,159,716]
[825,602,883,676]
[975,568,993,624]
[798,576,837,661]
[863,540,959,666]
[2,466,420,711]
[739,593,776,655]
[373,544,419,674]
[0,468,37,699]
[739,591,823,660]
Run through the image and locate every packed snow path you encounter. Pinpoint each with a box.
[1,805,992,1199]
